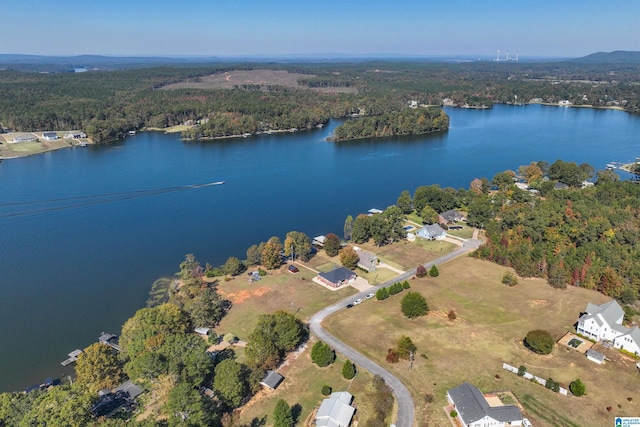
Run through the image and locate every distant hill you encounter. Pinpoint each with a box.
[571,51,640,64]
[0,54,223,72]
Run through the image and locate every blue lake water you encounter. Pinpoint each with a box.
[1,104,639,391]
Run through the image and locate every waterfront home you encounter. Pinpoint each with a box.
[42,132,58,141]
[11,134,37,143]
[354,247,378,272]
[447,382,524,427]
[416,224,447,240]
[439,209,465,224]
[317,267,356,288]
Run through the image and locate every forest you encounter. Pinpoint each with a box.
[1,60,639,143]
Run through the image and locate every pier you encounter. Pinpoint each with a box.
[99,332,121,352]
[60,349,83,366]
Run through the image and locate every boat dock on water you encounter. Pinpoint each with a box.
[60,332,121,366]
[61,349,83,366]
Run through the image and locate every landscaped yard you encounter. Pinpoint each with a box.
[323,256,640,426]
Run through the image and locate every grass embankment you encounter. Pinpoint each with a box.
[324,256,640,426]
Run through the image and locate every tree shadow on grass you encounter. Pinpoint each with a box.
[242,416,267,427]
[291,403,302,424]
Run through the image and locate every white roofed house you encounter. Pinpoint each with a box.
[576,300,625,342]
[315,391,355,427]
[577,300,640,356]
[11,134,37,143]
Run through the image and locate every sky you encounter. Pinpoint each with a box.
[2,0,638,58]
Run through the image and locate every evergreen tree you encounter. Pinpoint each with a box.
[273,399,294,427]
[311,341,335,367]
[342,360,356,379]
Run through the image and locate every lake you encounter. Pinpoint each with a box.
[1,104,639,391]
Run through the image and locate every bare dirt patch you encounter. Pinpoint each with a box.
[160,69,356,93]
[220,285,270,304]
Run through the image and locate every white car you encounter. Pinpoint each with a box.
[353,299,363,305]
[522,419,532,427]
[365,293,375,299]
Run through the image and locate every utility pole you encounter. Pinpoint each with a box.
[409,351,414,371]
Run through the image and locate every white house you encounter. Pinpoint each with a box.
[42,132,58,141]
[447,383,523,427]
[577,300,640,356]
[316,391,355,427]
[416,224,447,240]
[11,134,37,143]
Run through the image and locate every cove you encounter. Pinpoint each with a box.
[1,104,639,391]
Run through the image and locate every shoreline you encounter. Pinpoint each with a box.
[0,133,94,160]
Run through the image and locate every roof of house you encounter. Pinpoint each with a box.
[448,382,522,424]
[114,380,143,400]
[260,370,284,390]
[356,249,377,270]
[194,327,210,336]
[318,267,355,284]
[581,300,624,328]
[555,182,569,190]
[42,132,57,137]
[619,326,640,343]
[586,349,605,362]
[440,209,462,222]
[316,391,355,427]
[417,224,446,238]
[368,208,383,214]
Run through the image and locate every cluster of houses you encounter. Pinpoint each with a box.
[7,131,87,143]
[409,209,465,242]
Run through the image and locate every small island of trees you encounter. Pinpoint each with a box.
[331,107,449,142]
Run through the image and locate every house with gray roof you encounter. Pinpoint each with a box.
[315,391,355,427]
[577,300,640,356]
[354,247,378,272]
[416,224,446,240]
[447,382,523,427]
[42,132,58,141]
[260,370,284,390]
[586,348,605,364]
[317,267,356,288]
[439,209,465,224]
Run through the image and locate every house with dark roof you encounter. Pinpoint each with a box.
[317,267,356,288]
[315,391,355,427]
[416,224,447,240]
[439,209,465,224]
[586,348,605,364]
[577,300,640,356]
[447,382,524,427]
[554,182,570,190]
[260,370,284,390]
[42,132,58,141]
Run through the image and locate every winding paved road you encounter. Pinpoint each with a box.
[309,238,482,427]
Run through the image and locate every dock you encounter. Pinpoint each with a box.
[99,332,121,352]
[61,349,83,366]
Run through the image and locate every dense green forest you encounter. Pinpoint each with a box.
[331,107,449,141]
[1,61,639,143]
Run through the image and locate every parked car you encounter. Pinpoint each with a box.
[522,419,532,427]
[346,303,354,309]
[353,299,363,305]
[287,265,299,273]
[365,293,375,299]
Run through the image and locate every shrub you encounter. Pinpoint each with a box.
[311,341,335,367]
[416,265,427,278]
[385,349,399,363]
[342,360,356,380]
[258,268,267,276]
[376,287,389,300]
[402,280,410,289]
[501,271,518,286]
[524,329,554,355]
[447,309,457,321]
[401,292,430,318]
[389,282,403,295]
[569,378,586,396]
[545,377,560,392]
[517,365,527,377]
[321,385,332,396]
[429,265,439,277]
[450,410,458,418]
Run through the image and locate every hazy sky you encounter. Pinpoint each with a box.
[2,0,638,58]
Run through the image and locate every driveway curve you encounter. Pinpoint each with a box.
[309,238,482,427]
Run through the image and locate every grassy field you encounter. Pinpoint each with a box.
[323,256,640,426]
[215,264,357,341]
